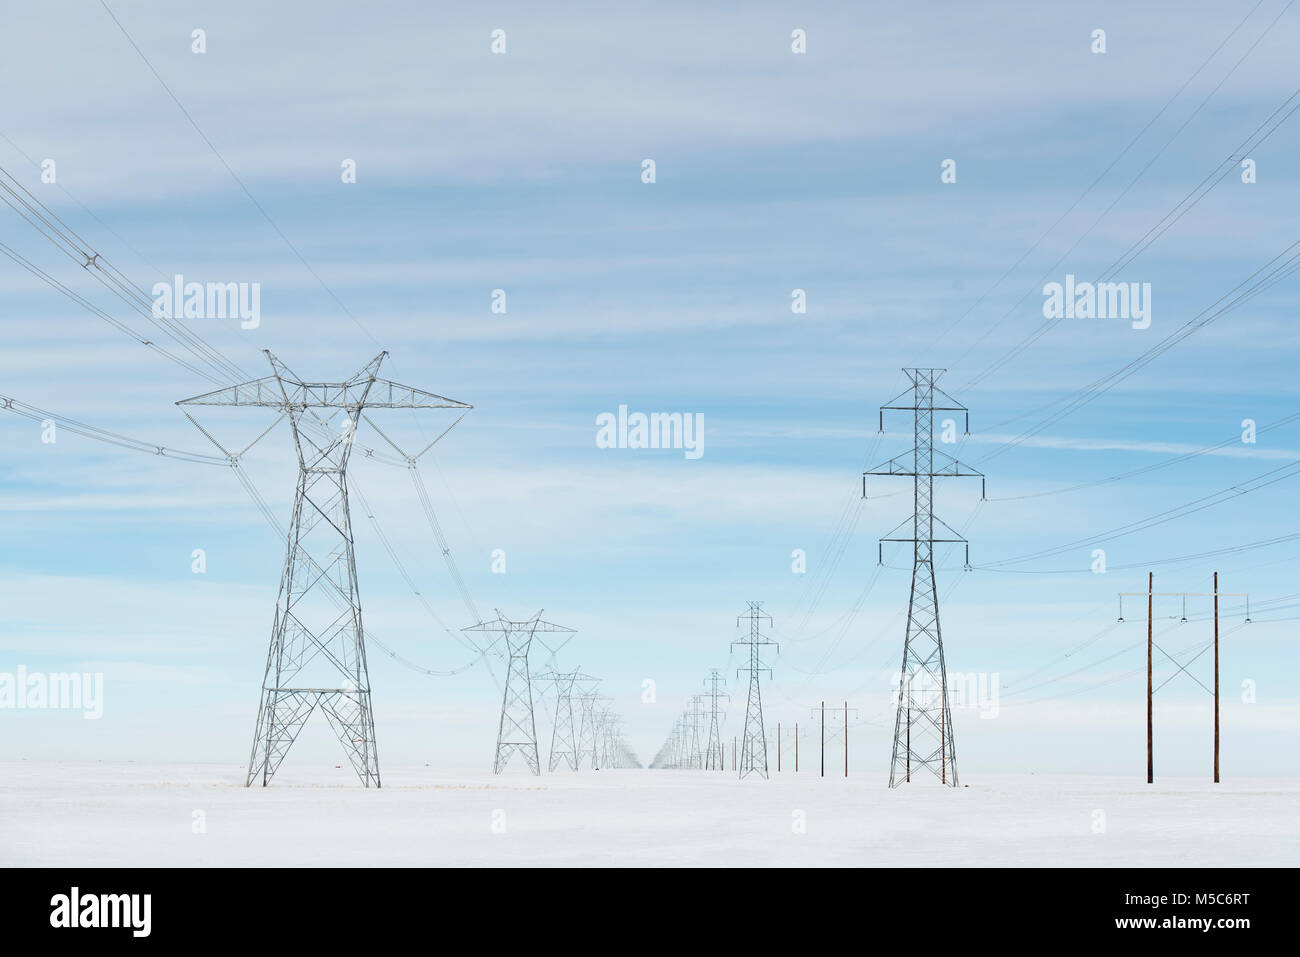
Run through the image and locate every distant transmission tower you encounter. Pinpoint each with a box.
[576,689,610,769]
[865,368,984,788]
[540,670,579,771]
[541,668,597,771]
[687,695,707,769]
[465,611,576,774]
[704,669,729,770]
[178,350,471,788]
[733,601,777,779]
[598,708,619,768]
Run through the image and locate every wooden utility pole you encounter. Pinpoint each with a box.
[1118,577,1246,785]
[732,736,737,771]
[809,702,857,779]
[1147,570,1154,785]
[843,700,849,777]
[1214,571,1220,784]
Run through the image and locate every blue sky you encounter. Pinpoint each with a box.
[2,0,1299,778]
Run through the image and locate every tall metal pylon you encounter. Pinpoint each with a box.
[704,669,729,770]
[865,368,984,788]
[541,670,580,771]
[597,708,617,768]
[576,689,610,769]
[687,695,706,769]
[178,350,472,788]
[465,611,576,775]
[733,601,777,779]
[540,668,597,771]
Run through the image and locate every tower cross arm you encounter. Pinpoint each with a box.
[175,376,286,408]
[463,617,577,633]
[879,375,967,414]
[865,450,986,498]
[864,451,915,476]
[176,376,471,411]
[285,378,471,410]
[731,636,778,649]
[353,378,473,410]
[879,400,968,413]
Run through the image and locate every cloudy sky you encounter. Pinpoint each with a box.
[1,0,1298,779]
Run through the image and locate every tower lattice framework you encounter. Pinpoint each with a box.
[687,695,706,769]
[542,670,580,772]
[865,368,984,788]
[704,669,729,770]
[178,349,472,788]
[466,611,575,775]
[576,690,610,769]
[733,601,777,779]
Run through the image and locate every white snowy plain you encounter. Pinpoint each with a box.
[1,763,1297,867]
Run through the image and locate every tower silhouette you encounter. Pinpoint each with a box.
[465,611,575,775]
[733,601,777,779]
[576,690,610,769]
[865,368,984,788]
[704,669,729,770]
[542,670,580,772]
[178,350,471,787]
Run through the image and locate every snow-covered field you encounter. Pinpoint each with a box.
[1,763,1296,867]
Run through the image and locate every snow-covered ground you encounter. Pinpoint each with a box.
[1,763,1296,867]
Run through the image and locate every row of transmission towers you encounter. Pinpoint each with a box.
[181,353,639,785]
[652,602,778,778]
[536,665,640,772]
[183,351,972,789]
[468,611,641,774]
[652,670,728,770]
[7,167,981,791]
[651,369,985,789]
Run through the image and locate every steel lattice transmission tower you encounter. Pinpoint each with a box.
[704,669,729,770]
[687,695,707,769]
[178,349,471,788]
[865,368,984,788]
[597,708,617,768]
[542,670,580,772]
[539,668,597,771]
[466,611,575,775]
[733,602,777,779]
[577,690,611,769]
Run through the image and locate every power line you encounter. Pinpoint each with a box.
[978,453,1300,569]
[986,409,1300,503]
[97,0,386,353]
[960,7,1300,391]
[973,243,1300,465]
[0,392,226,464]
[925,0,1272,356]
[0,164,251,383]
